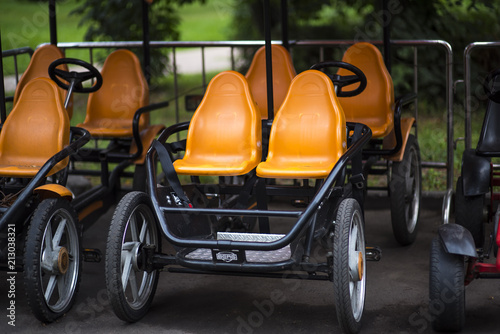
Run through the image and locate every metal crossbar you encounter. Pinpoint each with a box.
[2,39,454,205]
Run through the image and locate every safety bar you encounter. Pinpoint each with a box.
[1,46,34,122]
[362,92,417,156]
[1,46,34,87]
[106,100,169,160]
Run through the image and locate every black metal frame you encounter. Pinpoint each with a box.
[144,121,372,275]
[64,100,169,225]
[361,92,417,157]
[71,101,169,164]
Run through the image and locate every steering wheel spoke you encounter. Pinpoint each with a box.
[49,58,103,94]
[310,61,367,97]
[339,75,361,87]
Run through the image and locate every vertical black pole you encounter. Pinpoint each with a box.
[49,0,57,45]
[264,0,274,121]
[0,32,6,123]
[281,0,289,51]
[382,0,391,73]
[142,0,151,84]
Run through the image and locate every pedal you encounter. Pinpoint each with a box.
[366,246,382,261]
[83,248,102,262]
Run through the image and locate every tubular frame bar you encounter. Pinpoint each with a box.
[146,123,371,251]
[167,266,331,280]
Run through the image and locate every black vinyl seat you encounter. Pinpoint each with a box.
[477,75,500,156]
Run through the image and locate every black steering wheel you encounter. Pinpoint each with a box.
[49,58,103,93]
[310,61,367,97]
[483,68,500,104]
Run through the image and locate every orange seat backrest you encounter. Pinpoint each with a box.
[256,70,346,179]
[13,44,73,119]
[173,71,262,176]
[337,42,394,138]
[0,78,70,177]
[245,45,296,119]
[81,49,149,136]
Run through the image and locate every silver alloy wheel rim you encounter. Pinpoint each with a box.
[40,208,79,312]
[349,210,366,321]
[405,145,420,233]
[120,203,158,310]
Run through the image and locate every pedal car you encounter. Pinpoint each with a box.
[312,42,421,246]
[429,68,500,331]
[0,77,90,323]
[0,44,166,323]
[49,49,167,197]
[245,42,420,247]
[104,62,380,334]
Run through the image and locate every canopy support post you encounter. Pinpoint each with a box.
[142,0,152,84]
[0,33,6,123]
[264,0,274,121]
[49,0,57,45]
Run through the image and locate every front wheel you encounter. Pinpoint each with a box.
[429,236,465,332]
[105,191,161,322]
[390,134,422,246]
[333,198,366,334]
[23,198,81,323]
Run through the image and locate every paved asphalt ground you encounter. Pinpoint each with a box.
[1,194,500,334]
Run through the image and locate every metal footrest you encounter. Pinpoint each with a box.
[366,246,382,261]
[185,232,291,263]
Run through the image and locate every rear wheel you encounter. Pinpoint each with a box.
[390,134,421,246]
[455,176,484,248]
[106,191,160,322]
[23,198,81,323]
[333,198,366,334]
[429,236,465,331]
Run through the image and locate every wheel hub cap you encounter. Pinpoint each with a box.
[357,251,364,281]
[57,247,69,274]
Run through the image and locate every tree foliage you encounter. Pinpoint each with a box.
[232,0,500,109]
[72,0,204,82]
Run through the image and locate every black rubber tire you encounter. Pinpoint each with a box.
[105,191,160,322]
[455,176,484,248]
[333,198,366,334]
[23,198,81,323]
[429,236,465,332]
[389,134,422,246]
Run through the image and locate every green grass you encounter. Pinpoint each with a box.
[1,0,89,75]
[176,0,236,41]
[417,105,484,192]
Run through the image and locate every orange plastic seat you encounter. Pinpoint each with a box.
[13,44,73,119]
[245,45,296,119]
[256,70,346,179]
[337,42,394,138]
[0,78,69,177]
[173,71,262,176]
[77,49,149,137]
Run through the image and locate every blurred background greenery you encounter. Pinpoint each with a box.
[1,0,499,191]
